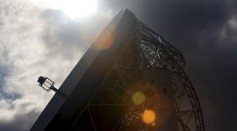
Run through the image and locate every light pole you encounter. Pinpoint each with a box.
[37,76,68,98]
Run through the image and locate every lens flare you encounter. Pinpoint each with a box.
[94,30,113,49]
[132,92,145,105]
[142,109,156,124]
[152,122,156,126]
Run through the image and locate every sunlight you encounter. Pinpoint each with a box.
[49,0,97,19]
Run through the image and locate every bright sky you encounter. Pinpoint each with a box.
[48,0,97,19]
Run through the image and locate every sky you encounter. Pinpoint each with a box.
[0,0,236,130]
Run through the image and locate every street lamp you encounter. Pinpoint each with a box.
[37,76,68,98]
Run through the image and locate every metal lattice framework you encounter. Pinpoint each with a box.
[134,21,205,131]
[71,20,204,131]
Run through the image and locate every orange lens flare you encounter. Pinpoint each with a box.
[152,122,156,126]
[142,109,156,124]
[94,30,113,49]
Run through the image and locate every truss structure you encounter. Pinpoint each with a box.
[71,20,204,131]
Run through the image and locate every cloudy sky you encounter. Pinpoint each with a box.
[0,0,237,130]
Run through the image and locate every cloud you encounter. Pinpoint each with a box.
[1,0,237,130]
[135,0,237,130]
[0,0,84,130]
[0,0,115,130]
[0,108,39,131]
[95,0,237,130]
[39,8,112,58]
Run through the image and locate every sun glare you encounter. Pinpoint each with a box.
[49,0,97,19]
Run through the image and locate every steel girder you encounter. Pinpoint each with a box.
[133,21,205,131]
[71,20,204,131]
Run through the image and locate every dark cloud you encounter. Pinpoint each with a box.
[0,52,21,100]
[143,0,230,49]
[96,0,237,130]
[0,64,10,88]
[129,0,237,130]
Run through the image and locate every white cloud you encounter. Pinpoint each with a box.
[0,0,114,130]
[0,0,81,130]
[228,15,237,29]
[217,14,237,50]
